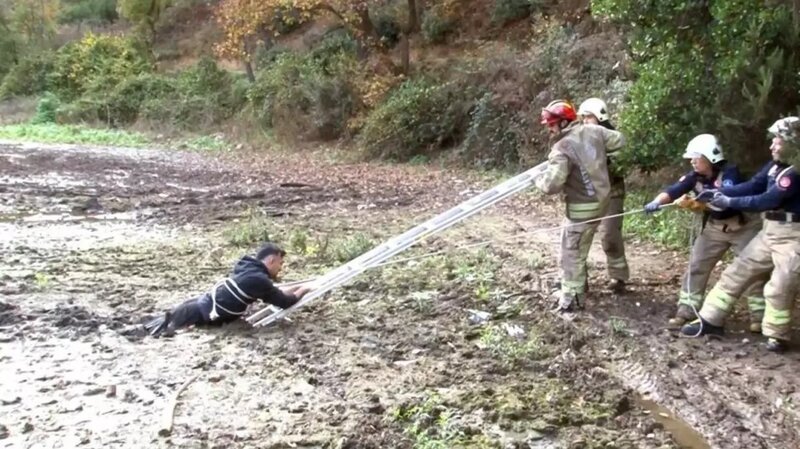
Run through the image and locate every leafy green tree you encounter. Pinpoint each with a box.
[593,0,800,172]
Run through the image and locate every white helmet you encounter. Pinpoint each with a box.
[768,116,799,138]
[577,98,609,122]
[683,134,724,164]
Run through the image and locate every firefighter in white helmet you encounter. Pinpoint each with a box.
[577,98,629,294]
[644,134,765,331]
[682,117,800,352]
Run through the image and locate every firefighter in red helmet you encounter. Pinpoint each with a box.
[534,100,626,312]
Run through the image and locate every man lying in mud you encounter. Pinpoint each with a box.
[144,243,311,337]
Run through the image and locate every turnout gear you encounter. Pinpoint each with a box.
[662,162,765,329]
[692,160,800,346]
[598,194,629,284]
[536,121,625,301]
[577,98,610,122]
[540,100,578,126]
[144,255,301,337]
[682,134,725,164]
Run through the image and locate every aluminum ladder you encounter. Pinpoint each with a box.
[247,161,548,327]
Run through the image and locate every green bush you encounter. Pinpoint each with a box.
[460,91,527,168]
[248,45,357,141]
[59,0,119,24]
[32,93,60,124]
[99,73,176,125]
[358,77,477,160]
[421,9,455,45]
[491,0,541,25]
[47,33,153,102]
[80,58,246,129]
[593,0,800,173]
[0,53,55,99]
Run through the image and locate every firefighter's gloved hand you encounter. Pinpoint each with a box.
[644,200,661,214]
[709,193,732,210]
[695,189,718,203]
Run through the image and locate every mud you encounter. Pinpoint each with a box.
[1,140,798,449]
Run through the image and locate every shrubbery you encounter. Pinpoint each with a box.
[593,0,800,172]
[248,33,358,141]
[48,33,153,101]
[358,77,477,160]
[0,52,55,99]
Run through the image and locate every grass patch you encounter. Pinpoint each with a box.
[0,123,150,147]
[390,393,477,449]
[623,189,695,250]
[223,211,273,247]
[477,324,548,368]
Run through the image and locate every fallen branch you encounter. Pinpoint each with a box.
[158,373,200,437]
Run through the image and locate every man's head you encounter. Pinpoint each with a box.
[540,100,577,136]
[256,242,286,279]
[768,117,799,162]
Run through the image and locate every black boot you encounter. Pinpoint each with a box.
[680,317,724,337]
[144,312,172,338]
[765,338,789,353]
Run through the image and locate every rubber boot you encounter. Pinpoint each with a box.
[765,338,789,353]
[680,317,724,338]
[609,279,626,294]
[556,292,582,313]
[749,312,763,334]
[668,304,695,329]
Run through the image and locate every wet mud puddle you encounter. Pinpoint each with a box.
[636,396,711,449]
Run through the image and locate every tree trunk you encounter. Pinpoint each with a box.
[244,59,256,83]
[407,0,419,32]
[356,7,380,42]
[794,0,800,34]
[399,33,410,74]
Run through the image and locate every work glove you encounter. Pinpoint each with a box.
[644,200,661,214]
[708,193,732,210]
[675,195,707,213]
[694,189,718,203]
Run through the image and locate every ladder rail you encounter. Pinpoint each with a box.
[247,162,548,327]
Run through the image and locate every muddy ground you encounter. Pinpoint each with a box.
[1,140,799,449]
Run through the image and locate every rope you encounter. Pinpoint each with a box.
[278,204,677,288]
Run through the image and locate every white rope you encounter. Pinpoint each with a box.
[278,204,677,288]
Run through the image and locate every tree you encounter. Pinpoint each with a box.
[593,0,800,172]
[118,0,170,46]
[215,0,388,79]
[10,0,61,49]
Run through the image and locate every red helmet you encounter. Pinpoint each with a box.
[540,100,577,125]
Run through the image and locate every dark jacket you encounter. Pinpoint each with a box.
[722,161,800,213]
[201,255,299,321]
[664,163,743,220]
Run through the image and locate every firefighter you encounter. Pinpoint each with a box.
[535,99,626,312]
[144,242,310,337]
[643,134,765,332]
[681,117,800,352]
[578,98,629,293]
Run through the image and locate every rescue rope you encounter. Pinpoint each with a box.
[277,204,677,288]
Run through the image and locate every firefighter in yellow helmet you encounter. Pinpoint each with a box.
[535,99,626,312]
[681,117,800,352]
[643,134,765,332]
[577,98,629,294]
